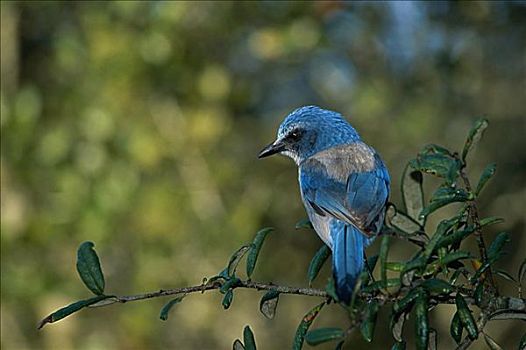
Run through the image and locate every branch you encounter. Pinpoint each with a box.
[457,158,496,290]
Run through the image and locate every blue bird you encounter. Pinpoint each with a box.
[258,106,390,303]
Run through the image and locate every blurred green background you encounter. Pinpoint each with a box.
[1,1,525,349]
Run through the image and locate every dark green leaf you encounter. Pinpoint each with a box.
[380,235,391,283]
[38,295,111,329]
[220,277,242,294]
[391,341,406,350]
[159,296,184,321]
[243,325,256,350]
[233,339,245,350]
[246,228,273,278]
[519,258,526,283]
[414,291,429,350]
[450,312,463,344]
[259,290,280,319]
[440,251,472,266]
[495,270,516,283]
[487,232,510,261]
[423,216,461,260]
[307,245,331,286]
[296,218,313,229]
[292,301,325,350]
[222,290,234,309]
[421,144,453,157]
[334,340,345,350]
[227,245,251,277]
[436,227,475,249]
[484,333,504,350]
[420,187,471,219]
[462,118,489,162]
[325,278,338,302]
[360,300,379,342]
[475,163,496,195]
[414,290,429,350]
[393,288,420,315]
[410,153,458,179]
[362,278,400,293]
[480,216,504,227]
[421,279,454,295]
[455,294,478,339]
[76,241,105,295]
[401,165,425,225]
[385,262,404,272]
[305,328,344,346]
[367,254,379,272]
[519,332,526,350]
[401,254,426,285]
[474,282,484,306]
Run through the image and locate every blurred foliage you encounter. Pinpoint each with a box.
[1,1,525,349]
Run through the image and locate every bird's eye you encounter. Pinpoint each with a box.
[288,129,302,141]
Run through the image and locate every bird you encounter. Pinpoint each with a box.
[258,106,390,304]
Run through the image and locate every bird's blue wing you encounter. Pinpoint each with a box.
[300,150,390,235]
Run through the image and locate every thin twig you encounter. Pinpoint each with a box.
[458,160,496,290]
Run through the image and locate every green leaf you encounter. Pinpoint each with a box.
[519,332,526,350]
[38,295,111,329]
[474,282,484,306]
[455,294,478,340]
[385,262,404,272]
[362,278,400,293]
[159,296,184,321]
[292,301,325,350]
[334,340,345,350]
[305,328,344,346]
[393,288,419,315]
[243,325,256,350]
[379,235,391,283]
[222,290,234,309]
[495,270,516,283]
[391,341,406,350]
[487,232,510,261]
[462,118,489,162]
[307,245,331,286]
[401,165,425,225]
[325,278,339,302]
[435,226,475,250]
[519,258,526,283]
[76,241,105,295]
[296,218,313,229]
[421,279,454,296]
[227,245,251,277]
[423,216,461,260]
[414,290,429,350]
[360,300,379,342]
[420,144,453,157]
[233,339,245,350]
[220,277,242,294]
[246,228,273,278]
[475,163,496,195]
[480,216,504,227]
[259,290,280,319]
[440,251,472,266]
[450,312,463,344]
[410,153,458,179]
[400,254,426,285]
[420,187,471,219]
[484,333,504,350]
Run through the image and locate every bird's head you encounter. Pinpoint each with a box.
[258,105,360,164]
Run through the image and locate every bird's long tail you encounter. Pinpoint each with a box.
[331,224,367,304]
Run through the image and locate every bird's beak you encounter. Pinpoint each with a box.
[258,139,285,158]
